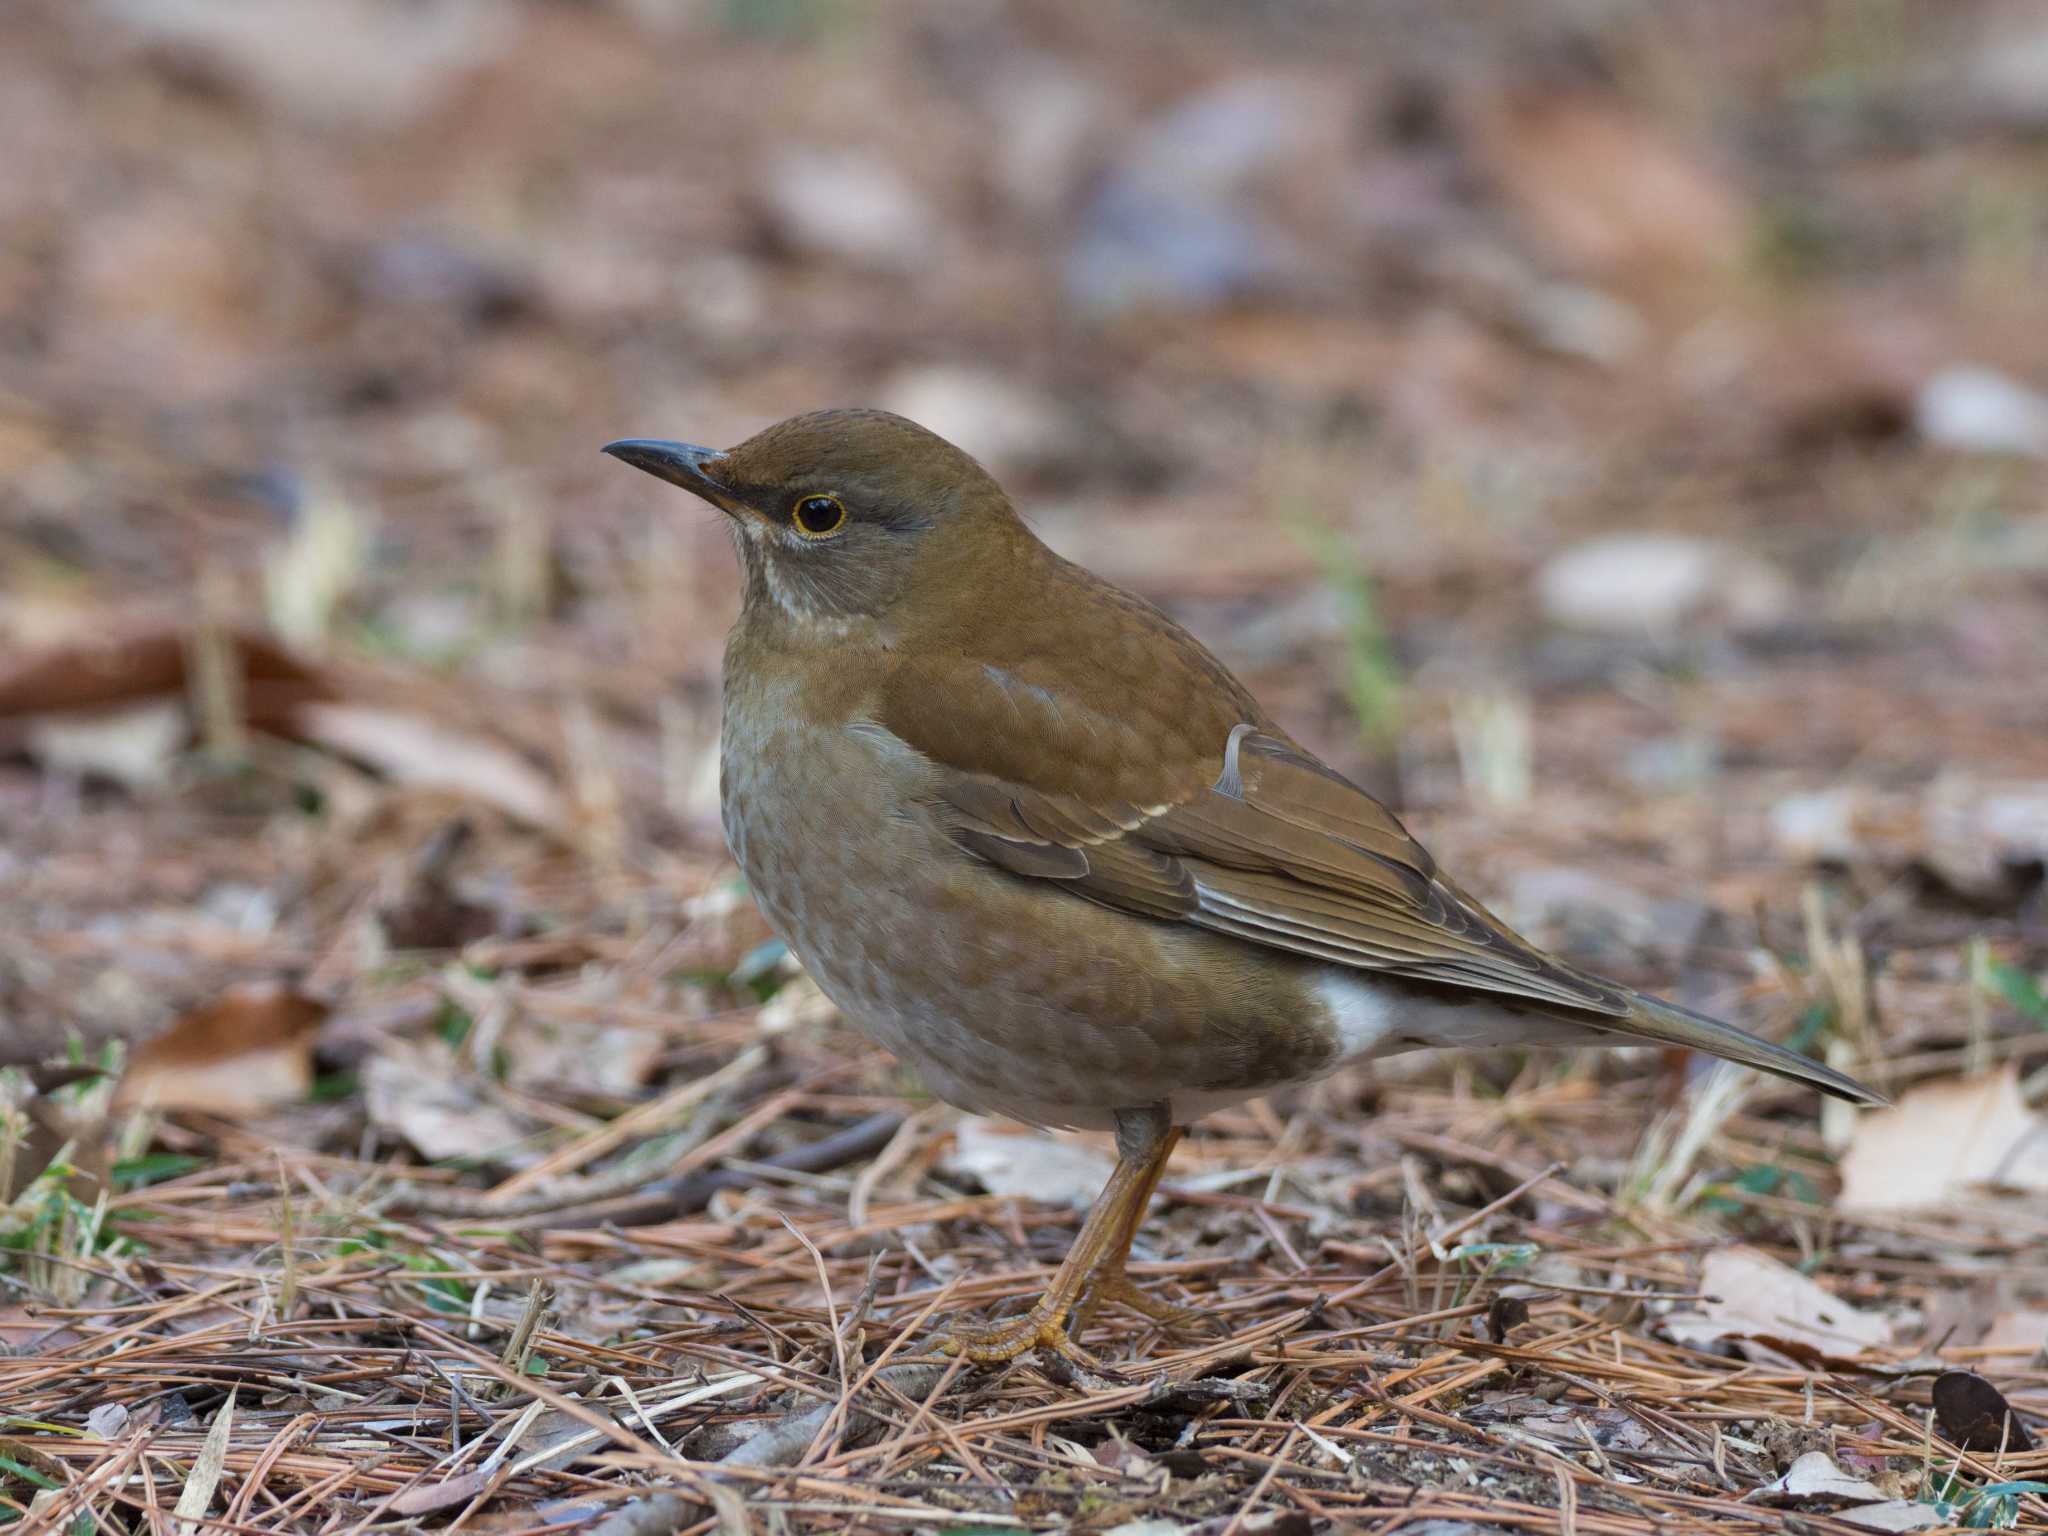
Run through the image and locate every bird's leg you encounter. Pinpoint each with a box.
[1068,1123,1222,1338]
[942,1105,1179,1364]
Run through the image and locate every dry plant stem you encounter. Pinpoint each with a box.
[488,1041,769,1198]
[847,1103,943,1226]
[557,1109,905,1228]
[495,1277,550,1386]
[943,1106,1181,1363]
[375,1090,739,1217]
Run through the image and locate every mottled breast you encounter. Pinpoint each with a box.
[720,672,1346,1126]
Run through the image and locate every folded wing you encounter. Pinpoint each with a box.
[872,656,1880,1105]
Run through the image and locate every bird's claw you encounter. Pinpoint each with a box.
[1074,1272,1225,1339]
[939,1304,1100,1366]
[941,1270,1221,1365]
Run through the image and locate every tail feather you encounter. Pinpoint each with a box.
[1599,991,1885,1105]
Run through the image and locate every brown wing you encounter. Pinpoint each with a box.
[872,656,1631,1019]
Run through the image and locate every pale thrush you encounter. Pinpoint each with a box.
[604,410,1878,1362]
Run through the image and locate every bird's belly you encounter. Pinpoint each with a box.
[720,720,1344,1130]
[720,715,1604,1130]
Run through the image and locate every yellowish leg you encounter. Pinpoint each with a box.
[943,1106,1179,1363]
[1066,1126,1220,1338]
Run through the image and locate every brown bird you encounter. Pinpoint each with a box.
[604,410,1879,1362]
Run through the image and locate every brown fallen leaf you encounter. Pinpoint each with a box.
[1932,1370,2036,1453]
[1486,1294,1532,1343]
[1471,87,1748,294]
[1771,778,2048,902]
[364,1038,533,1164]
[1758,1449,1889,1504]
[942,1117,1114,1207]
[1979,1310,2048,1359]
[0,1306,84,1355]
[0,623,328,737]
[1662,1246,1891,1363]
[579,1494,692,1536]
[1838,1069,2048,1214]
[501,1017,661,1100]
[116,985,326,1115]
[23,700,187,789]
[387,1468,496,1518]
[296,700,568,830]
[1836,1503,1944,1533]
[0,619,569,832]
[1751,1451,1940,1530]
[173,1388,235,1536]
[518,1404,626,1474]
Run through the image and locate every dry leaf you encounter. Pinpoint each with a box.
[0,621,328,785]
[1518,1407,1653,1454]
[296,700,567,830]
[1923,777,2048,897]
[116,985,325,1115]
[1473,89,1747,291]
[1836,1504,1943,1533]
[519,1404,623,1474]
[1486,1294,1532,1342]
[1535,535,1791,634]
[755,973,836,1036]
[1753,1454,1941,1531]
[102,0,519,132]
[175,1389,235,1535]
[1762,1450,1888,1502]
[581,1494,693,1536]
[503,1020,660,1099]
[387,1467,495,1517]
[23,700,187,788]
[943,1118,1114,1207]
[1838,1069,2048,1213]
[0,1306,82,1354]
[364,1038,532,1164]
[1770,778,2048,899]
[374,818,502,952]
[0,623,326,727]
[1931,1369,2035,1452]
[1980,1309,2048,1358]
[1663,1246,1890,1362]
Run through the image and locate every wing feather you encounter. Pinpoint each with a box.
[873,659,1626,1015]
[866,650,1879,1102]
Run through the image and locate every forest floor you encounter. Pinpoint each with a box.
[3,2,2047,1531]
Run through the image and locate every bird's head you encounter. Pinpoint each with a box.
[604,409,1029,631]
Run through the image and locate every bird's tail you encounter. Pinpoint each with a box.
[1596,990,1885,1105]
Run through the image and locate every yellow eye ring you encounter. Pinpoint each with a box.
[791,494,847,539]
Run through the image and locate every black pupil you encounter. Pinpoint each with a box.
[797,497,840,533]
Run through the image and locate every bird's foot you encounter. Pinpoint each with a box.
[939,1303,1099,1365]
[1075,1271,1226,1339]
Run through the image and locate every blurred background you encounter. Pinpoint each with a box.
[4,0,2048,1243]
[4,0,2048,1163]
[3,3,2047,1522]
[4,0,2048,999]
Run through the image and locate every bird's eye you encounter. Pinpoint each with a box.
[791,494,847,539]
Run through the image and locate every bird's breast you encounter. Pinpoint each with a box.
[716,647,1347,1130]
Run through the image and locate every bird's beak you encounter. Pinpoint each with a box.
[601,439,745,516]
